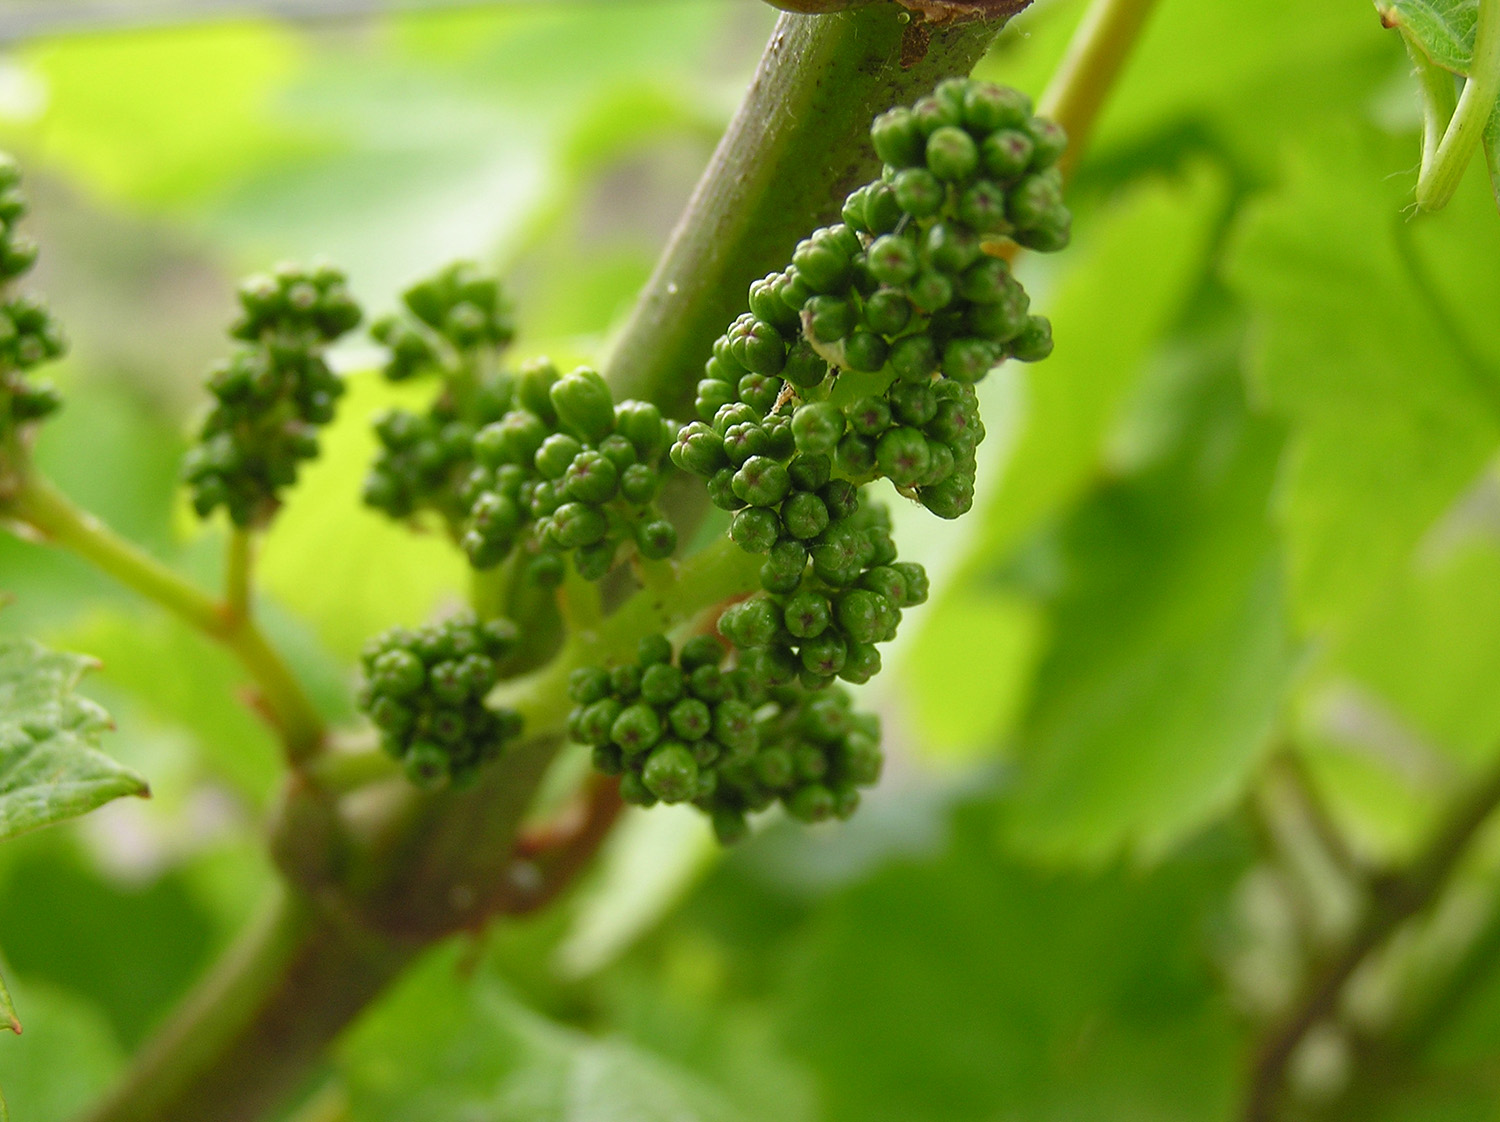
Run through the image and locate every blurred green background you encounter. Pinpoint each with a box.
[5,1,1500,1119]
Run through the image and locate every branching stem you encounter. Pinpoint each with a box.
[1242,747,1500,1121]
[6,472,326,762]
[1036,0,1160,181]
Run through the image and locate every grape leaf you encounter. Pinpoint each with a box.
[1378,0,1477,73]
[1227,128,1500,633]
[998,381,1295,864]
[0,635,148,842]
[779,800,1250,1122]
[342,947,742,1122]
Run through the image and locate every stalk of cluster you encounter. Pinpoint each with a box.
[182,265,362,527]
[567,633,882,844]
[358,612,525,789]
[362,263,519,531]
[0,154,67,479]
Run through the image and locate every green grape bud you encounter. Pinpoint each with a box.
[875,426,932,487]
[641,661,685,705]
[980,129,1035,181]
[892,561,929,605]
[781,490,831,540]
[891,167,945,218]
[925,125,979,182]
[730,506,780,553]
[569,667,612,705]
[840,642,882,684]
[1006,170,1063,229]
[611,703,663,756]
[843,330,889,373]
[535,433,583,480]
[912,92,961,135]
[679,635,723,672]
[550,367,615,443]
[1010,314,1054,362]
[784,589,831,639]
[551,502,609,548]
[963,82,1030,132]
[805,295,854,343]
[792,236,851,294]
[636,518,678,560]
[942,337,999,383]
[720,597,780,649]
[563,450,619,504]
[1025,116,1068,167]
[782,339,830,389]
[866,235,920,288]
[791,401,845,455]
[862,182,904,235]
[668,697,712,741]
[847,397,892,438]
[642,742,699,803]
[404,742,451,790]
[732,456,792,507]
[870,106,925,168]
[638,633,674,666]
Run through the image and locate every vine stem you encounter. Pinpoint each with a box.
[1036,0,1160,180]
[6,472,326,762]
[1415,0,1500,210]
[1242,747,1500,1121]
[224,526,254,626]
[1404,28,1459,178]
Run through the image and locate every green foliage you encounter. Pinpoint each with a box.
[340,946,741,1122]
[10,4,1500,1122]
[0,634,146,843]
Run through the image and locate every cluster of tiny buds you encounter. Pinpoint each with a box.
[358,612,524,789]
[458,362,679,580]
[566,633,882,844]
[182,263,362,527]
[363,264,519,529]
[0,154,66,466]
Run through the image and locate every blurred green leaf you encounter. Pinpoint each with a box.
[0,974,122,1122]
[778,801,1249,1122]
[1228,128,1500,633]
[902,169,1226,757]
[969,167,1225,563]
[48,609,280,804]
[342,947,743,1122]
[0,844,218,1050]
[0,635,147,843]
[11,23,315,208]
[258,370,467,661]
[1000,379,1293,864]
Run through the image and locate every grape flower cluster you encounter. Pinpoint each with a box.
[363,265,680,584]
[362,263,519,531]
[568,633,882,843]
[565,77,1069,840]
[358,612,525,789]
[0,154,67,490]
[181,265,362,527]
